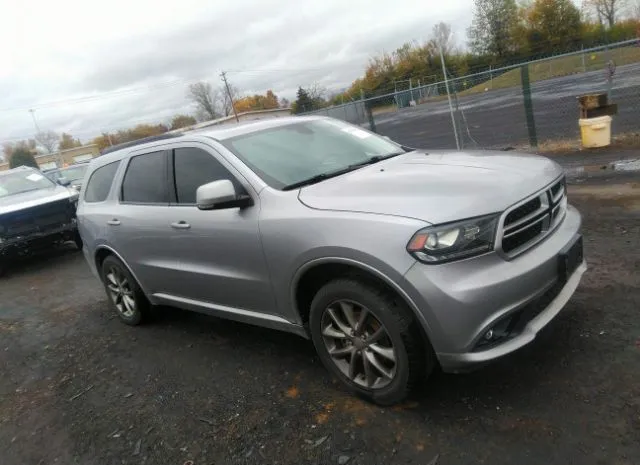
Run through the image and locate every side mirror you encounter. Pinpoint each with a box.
[196,180,253,211]
[57,177,71,187]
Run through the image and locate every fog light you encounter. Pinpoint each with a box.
[484,329,494,340]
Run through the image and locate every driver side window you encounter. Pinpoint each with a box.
[172,147,241,205]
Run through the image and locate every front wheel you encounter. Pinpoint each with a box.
[101,255,151,325]
[309,278,430,405]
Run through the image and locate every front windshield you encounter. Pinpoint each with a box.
[221,119,403,189]
[0,170,55,198]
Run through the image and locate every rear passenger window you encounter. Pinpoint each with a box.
[84,161,120,202]
[173,147,239,204]
[121,151,168,204]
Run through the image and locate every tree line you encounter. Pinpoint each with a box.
[322,0,640,104]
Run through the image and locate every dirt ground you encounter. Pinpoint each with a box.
[1,165,639,465]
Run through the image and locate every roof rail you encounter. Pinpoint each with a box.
[100,133,183,155]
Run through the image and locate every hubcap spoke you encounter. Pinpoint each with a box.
[367,327,385,344]
[348,350,359,380]
[322,324,348,339]
[327,307,352,335]
[339,301,357,329]
[369,343,396,362]
[364,350,393,380]
[362,349,375,387]
[355,308,369,335]
[106,273,118,287]
[329,345,354,358]
[107,283,119,294]
[123,295,136,312]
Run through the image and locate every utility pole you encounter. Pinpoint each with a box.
[220,71,239,123]
[28,109,41,133]
[440,46,460,150]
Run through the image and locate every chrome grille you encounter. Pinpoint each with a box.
[499,177,567,256]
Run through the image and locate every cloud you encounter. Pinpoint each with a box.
[0,0,471,146]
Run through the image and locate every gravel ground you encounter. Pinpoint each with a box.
[1,166,639,465]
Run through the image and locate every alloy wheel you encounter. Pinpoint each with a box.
[320,300,398,389]
[105,266,136,318]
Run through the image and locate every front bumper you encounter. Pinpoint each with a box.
[403,205,585,372]
[0,222,77,256]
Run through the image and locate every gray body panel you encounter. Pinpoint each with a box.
[77,116,585,371]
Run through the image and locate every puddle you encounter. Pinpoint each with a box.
[565,158,640,177]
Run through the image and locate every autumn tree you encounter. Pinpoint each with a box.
[59,133,82,150]
[234,90,280,113]
[187,82,219,121]
[526,0,582,53]
[170,114,197,130]
[9,147,39,169]
[35,130,59,153]
[468,0,521,57]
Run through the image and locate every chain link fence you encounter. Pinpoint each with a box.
[300,38,640,151]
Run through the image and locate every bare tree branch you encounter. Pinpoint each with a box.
[433,22,454,54]
[35,130,59,153]
[187,82,220,121]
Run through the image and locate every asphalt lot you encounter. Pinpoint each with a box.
[375,62,640,150]
[1,160,639,465]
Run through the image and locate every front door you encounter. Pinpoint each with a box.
[163,145,277,316]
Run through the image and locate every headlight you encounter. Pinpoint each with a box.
[407,214,498,264]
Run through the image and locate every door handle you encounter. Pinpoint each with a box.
[107,219,121,226]
[170,221,191,230]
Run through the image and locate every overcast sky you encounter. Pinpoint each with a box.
[0,0,471,150]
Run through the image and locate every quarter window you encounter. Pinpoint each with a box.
[121,152,168,203]
[84,161,120,203]
[173,147,239,204]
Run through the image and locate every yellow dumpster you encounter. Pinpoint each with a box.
[579,116,612,148]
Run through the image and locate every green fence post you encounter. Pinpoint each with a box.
[365,101,377,133]
[520,65,538,149]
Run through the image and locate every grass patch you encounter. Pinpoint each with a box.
[536,131,640,153]
[463,46,640,95]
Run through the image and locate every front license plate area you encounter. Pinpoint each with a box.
[558,234,583,284]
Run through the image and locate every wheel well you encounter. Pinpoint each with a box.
[94,248,113,277]
[296,263,406,325]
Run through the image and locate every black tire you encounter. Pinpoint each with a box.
[101,255,151,325]
[309,278,431,406]
[73,231,83,250]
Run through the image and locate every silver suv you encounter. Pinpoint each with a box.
[78,117,586,405]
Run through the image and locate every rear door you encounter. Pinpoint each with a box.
[107,150,180,294]
[162,144,277,315]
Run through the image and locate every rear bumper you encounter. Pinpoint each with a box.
[403,205,585,372]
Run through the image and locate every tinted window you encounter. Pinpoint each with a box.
[173,147,238,204]
[84,162,120,203]
[121,152,168,203]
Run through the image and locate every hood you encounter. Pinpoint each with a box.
[0,185,76,215]
[298,150,563,224]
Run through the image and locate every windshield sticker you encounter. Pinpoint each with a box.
[342,127,371,139]
[26,173,44,182]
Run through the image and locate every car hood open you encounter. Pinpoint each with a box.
[297,150,563,224]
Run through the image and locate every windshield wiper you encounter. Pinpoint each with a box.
[282,152,407,191]
[282,166,357,191]
[346,151,405,170]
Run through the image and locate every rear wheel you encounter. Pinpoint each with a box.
[309,278,430,405]
[101,255,150,325]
